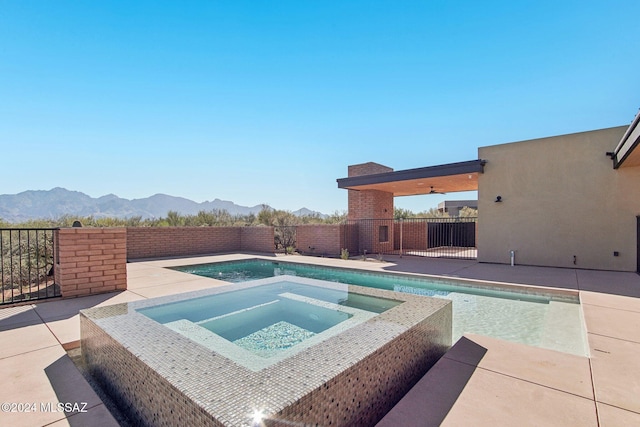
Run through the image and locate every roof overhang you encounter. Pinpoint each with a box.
[337,159,485,197]
[612,110,640,168]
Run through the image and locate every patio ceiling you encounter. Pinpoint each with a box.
[337,159,485,197]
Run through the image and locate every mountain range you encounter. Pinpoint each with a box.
[0,188,323,223]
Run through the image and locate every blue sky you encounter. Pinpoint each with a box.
[1,1,639,214]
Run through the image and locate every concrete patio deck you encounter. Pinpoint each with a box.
[1,253,639,426]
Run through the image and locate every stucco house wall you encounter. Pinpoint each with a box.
[478,126,640,271]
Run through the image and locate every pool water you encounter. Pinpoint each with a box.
[138,280,402,368]
[172,259,589,356]
[233,321,316,356]
[199,298,352,341]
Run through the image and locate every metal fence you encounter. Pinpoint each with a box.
[341,218,477,260]
[0,228,60,305]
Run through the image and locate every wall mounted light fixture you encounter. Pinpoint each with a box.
[495,196,502,203]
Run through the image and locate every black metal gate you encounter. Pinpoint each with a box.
[341,218,477,259]
[0,228,60,305]
[427,221,476,248]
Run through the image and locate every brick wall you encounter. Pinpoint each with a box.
[296,225,342,256]
[50,226,276,299]
[240,226,275,253]
[55,228,127,298]
[394,221,427,250]
[126,226,275,260]
[126,227,241,259]
[358,219,395,254]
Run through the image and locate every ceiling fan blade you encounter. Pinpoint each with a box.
[429,186,447,195]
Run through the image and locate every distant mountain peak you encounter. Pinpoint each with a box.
[0,188,326,223]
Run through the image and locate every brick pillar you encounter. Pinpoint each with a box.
[346,162,395,254]
[347,162,394,220]
[55,228,127,298]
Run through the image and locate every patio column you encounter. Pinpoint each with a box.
[347,162,394,221]
[347,162,395,254]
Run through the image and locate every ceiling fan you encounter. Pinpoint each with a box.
[429,186,446,195]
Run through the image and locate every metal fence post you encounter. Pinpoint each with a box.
[399,218,403,258]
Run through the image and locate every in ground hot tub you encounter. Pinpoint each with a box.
[81,276,451,426]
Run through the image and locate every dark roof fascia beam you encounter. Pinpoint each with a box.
[612,110,640,169]
[613,134,640,169]
[337,159,485,189]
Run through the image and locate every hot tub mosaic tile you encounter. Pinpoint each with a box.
[81,276,452,426]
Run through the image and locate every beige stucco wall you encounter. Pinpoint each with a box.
[478,126,640,271]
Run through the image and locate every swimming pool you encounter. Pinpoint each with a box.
[172,258,589,356]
